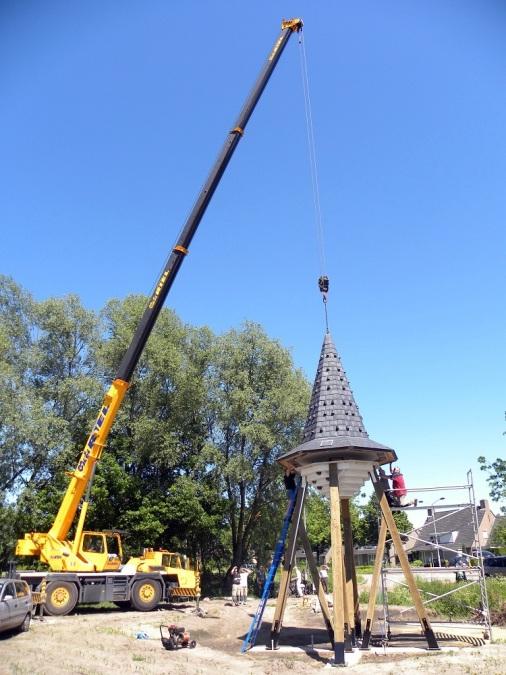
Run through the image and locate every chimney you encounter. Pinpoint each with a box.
[479,499,489,510]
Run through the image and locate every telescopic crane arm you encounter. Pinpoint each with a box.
[17,18,303,559]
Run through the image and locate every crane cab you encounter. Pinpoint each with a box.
[77,531,123,572]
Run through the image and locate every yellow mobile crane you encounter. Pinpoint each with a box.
[15,18,303,616]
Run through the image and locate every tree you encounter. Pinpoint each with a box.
[0,277,102,565]
[354,494,412,547]
[305,490,330,562]
[2,282,311,578]
[489,518,506,547]
[0,278,101,500]
[90,295,225,563]
[478,456,506,514]
[204,322,310,568]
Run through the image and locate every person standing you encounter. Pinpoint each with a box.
[230,566,241,606]
[239,566,251,605]
[319,564,329,593]
[292,565,304,597]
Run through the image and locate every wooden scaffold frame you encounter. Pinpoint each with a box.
[267,463,441,665]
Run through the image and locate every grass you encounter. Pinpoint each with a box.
[355,565,374,574]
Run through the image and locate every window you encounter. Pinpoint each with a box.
[14,582,28,598]
[161,554,181,568]
[430,531,457,545]
[1,582,16,600]
[82,534,104,553]
[106,535,120,557]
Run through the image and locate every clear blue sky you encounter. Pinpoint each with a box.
[1,1,505,516]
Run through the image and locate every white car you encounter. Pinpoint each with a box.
[0,578,33,634]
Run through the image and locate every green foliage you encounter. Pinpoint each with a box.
[0,277,103,565]
[305,490,330,558]
[205,322,309,566]
[490,519,506,547]
[0,279,310,577]
[478,456,506,514]
[352,493,412,546]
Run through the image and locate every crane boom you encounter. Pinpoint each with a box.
[16,18,303,569]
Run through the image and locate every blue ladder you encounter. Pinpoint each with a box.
[241,485,299,653]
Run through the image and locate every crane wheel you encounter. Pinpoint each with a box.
[45,581,78,616]
[130,579,161,611]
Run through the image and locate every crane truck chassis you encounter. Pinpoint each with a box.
[20,570,196,616]
[18,548,199,615]
[14,18,303,615]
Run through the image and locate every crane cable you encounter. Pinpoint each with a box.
[298,32,330,332]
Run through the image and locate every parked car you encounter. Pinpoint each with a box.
[484,555,506,577]
[0,578,33,634]
[472,549,495,559]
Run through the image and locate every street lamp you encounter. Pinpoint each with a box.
[431,498,445,567]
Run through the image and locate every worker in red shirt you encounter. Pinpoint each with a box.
[387,467,417,507]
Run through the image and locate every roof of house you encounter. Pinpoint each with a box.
[410,505,490,551]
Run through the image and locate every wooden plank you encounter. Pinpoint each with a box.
[329,463,346,665]
[360,516,387,650]
[298,521,334,646]
[371,471,440,650]
[342,498,360,641]
[341,556,353,652]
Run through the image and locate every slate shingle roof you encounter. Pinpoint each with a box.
[302,332,369,442]
[277,331,396,474]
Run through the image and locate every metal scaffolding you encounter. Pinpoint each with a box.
[378,470,492,643]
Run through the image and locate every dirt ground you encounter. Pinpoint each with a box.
[1,598,505,675]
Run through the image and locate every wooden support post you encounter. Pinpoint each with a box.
[342,498,360,642]
[268,483,306,650]
[341,556,353,652]
[298,521,335,647]
[360,516,387,650]
[371,472,440,650]
[329,463,346,666]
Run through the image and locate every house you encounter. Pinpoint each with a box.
[353,546,377,566]
[407,499,496,564]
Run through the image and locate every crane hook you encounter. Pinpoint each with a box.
[318,276,330,332]
[318,275,329,299]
